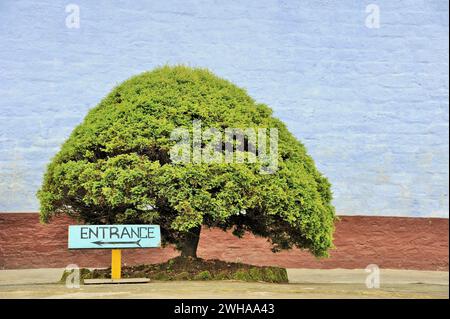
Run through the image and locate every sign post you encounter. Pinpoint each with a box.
[111,249,122,280]
[68,224,161,283]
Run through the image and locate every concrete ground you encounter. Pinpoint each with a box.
[0,268,448,299]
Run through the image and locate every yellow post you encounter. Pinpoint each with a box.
[111,249,121,280]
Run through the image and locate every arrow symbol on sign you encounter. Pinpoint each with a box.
[92,239,142,247]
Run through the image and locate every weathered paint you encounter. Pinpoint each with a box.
[0,1,448,217]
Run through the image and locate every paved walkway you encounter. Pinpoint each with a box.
[0,268,448,299]
[287,268,449,285]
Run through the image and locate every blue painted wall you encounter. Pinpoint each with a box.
[0,0,448,217]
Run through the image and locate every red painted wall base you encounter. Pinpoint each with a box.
[0,213,448,270]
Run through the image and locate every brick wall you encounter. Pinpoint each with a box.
[0,213,448,270]
[0,1,448,218]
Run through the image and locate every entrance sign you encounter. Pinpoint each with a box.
[68,225,161,249]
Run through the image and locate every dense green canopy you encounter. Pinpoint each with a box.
[38,66,335,257]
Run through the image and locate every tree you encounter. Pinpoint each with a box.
[38,66,336,258]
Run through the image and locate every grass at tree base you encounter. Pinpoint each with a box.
[61,256,288,283]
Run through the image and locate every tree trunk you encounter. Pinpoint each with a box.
[180,226,201,258]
